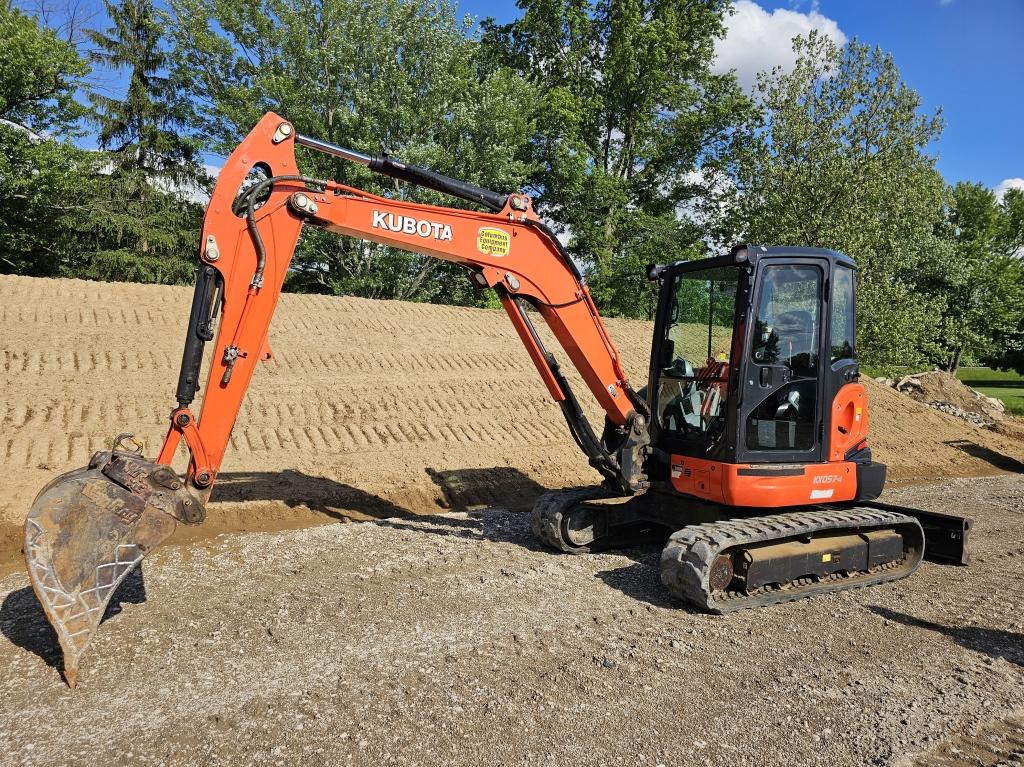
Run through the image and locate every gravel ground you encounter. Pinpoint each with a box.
[1,474,1022,767]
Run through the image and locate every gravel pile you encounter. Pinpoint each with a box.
[925,400,994,428]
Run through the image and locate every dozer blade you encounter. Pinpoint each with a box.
[24,435,203,687]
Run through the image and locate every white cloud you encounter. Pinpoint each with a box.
[713,0,848,91]
[994,178,1024,201]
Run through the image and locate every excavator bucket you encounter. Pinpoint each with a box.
[23,435,203,687]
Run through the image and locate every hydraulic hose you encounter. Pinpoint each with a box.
[234,174,328,288]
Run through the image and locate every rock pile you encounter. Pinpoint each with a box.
[876,370,1005,429]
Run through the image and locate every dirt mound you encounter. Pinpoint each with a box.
[859,377,1024,481]
[1,274,1023,568]
[894,370,1006,424]
[993,416,1024,442]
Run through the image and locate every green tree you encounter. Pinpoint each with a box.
[952,185,1024,375]
[728,32,947,367]
[923,182,1024,372]
[0,2,95,276]
[0,0,89,136]
[482,0,753,318]
[87,0,201,183]
[77,0,204,283]
[169,0,537,305]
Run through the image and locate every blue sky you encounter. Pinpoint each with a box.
[458,0,1024,196]
[63,0,1023,197]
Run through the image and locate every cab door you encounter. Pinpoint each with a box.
[737,258,828,464]
[647,256,746,463]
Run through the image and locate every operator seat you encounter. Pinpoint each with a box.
[659,358,703,432]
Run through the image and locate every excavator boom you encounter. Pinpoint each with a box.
[24,113,649,685]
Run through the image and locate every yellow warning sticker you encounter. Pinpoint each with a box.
[821,553,832,563]
[477,227,511,257]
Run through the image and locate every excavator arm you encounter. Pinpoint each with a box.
[23,112,649,685]
[161,112,648,497]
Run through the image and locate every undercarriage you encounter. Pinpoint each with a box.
[532,487,970,612]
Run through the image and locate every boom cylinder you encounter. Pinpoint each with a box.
[294,132,509,212]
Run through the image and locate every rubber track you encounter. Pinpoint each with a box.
[659,506,925,614]
[530,487,611,553]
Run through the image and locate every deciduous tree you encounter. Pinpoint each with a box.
[482,0,754,318]
[943,184,1024,374]
[727,32,947,367]
[169,0,537,305]
[0,2,95,276]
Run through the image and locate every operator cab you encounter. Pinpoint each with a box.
[646,245,861,472]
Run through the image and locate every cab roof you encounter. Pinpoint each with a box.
[648,244,858,281]
[739,245,858,269]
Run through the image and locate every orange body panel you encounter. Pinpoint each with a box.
[667,380,873,507]
[669,455,858,506]
[829,382,869,461]
[157,113,639,496]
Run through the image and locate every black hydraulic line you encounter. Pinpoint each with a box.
[295,132,509,213]
[367,156,509,213]
[521,218,584,282]
[294,131,588,283]
[235,174,327,288]
[175,264,222,407]
[506,294,621,483]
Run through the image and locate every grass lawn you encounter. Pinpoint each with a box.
[958,367,1024,416]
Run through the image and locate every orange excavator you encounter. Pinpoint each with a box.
[24,113,972,686]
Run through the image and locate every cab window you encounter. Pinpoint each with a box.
[655,267,738,444]
[831,265,856,361]
[745,264,822,451]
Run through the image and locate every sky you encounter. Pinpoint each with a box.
[458,0,1024,198]
[59,0,1023,199]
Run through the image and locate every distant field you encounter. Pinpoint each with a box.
[958,366,1024,415]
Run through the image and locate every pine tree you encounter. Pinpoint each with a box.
[76,0,203,283]
[87,0,200,187]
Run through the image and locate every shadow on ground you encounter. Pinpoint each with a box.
[0,567,147,672]
[211,466,549,519]
[595,559,680,609]
[213,467,670,598]
[869,605,1024,666]
[945,440,1024,473]
[210,466,556,550]
[1,467,675,670]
